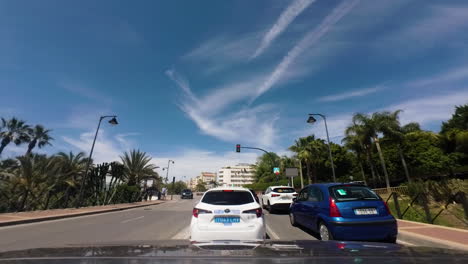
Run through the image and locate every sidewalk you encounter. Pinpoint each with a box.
[397,219,468,251]
[0,200,164,227]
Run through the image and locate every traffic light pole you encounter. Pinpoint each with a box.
[236,145,280,183]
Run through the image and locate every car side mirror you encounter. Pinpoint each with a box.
[293,198,297,202]
[262,191,265,195]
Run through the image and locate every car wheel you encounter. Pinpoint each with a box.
[267,201,275,213]
[319,222,333,241]
[289,212,298,227]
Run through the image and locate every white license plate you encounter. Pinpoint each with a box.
[354,208,378,215]
[281,196,291,200]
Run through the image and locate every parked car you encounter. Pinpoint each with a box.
[190,187,265,241]
[181,189,193,199]
[261,186,297,213]
[289,183,397,243]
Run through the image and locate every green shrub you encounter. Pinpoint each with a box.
[113,184,141,203]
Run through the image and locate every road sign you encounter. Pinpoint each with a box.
[285,168,298,178]
[273,167,280,175]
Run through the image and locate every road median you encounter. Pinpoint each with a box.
[0,200,165,227]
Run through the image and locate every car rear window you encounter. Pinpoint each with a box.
[182,189,191,192]
[201,190,254,205]
[329,185,380,202]
[273,188,295,193]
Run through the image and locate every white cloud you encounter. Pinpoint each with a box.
[62,129,134,164]
[386,89,468,126]
[166,70,279,148]
[317,86,385,102]
[406,66,468,87]
[153,149,260,181]
[183,34,260,75]
[250,0,360,103]
[252,0,317,59]
[58,80,112,105]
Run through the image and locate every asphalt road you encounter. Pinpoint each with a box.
[0,196,318,252]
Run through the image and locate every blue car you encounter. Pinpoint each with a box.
[289,183,397,243]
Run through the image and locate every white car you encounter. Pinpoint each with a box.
[190,187,265,241]
[261,186,297,213]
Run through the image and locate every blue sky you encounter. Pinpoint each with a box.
[1,0,468,179]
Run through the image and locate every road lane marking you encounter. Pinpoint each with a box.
[265,224,280,240]
[172,225,190,239]
[120,216,144,224]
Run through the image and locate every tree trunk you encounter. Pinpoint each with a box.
[358,159,367,185]
[19,190,29,212]
[299,159,304,189]
[366,149,377,182]
[306,162,312,184]
[374,136,391,191]
[25,140,36,156]
[398,145,411,183]
[43,190,51,210]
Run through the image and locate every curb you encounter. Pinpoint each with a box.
[0,202,164,227]
[398,230,468,252]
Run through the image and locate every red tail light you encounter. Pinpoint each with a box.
[192,208,212,218]
[223,190,234,192]
[293,193,298,196]
[243,208,262,217]
[329,197,342,217]
[383,201,392,215]
[271,194,280,197]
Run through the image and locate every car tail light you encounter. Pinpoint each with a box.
[329,197,342,217]
[271,194,280,197]
[192,208,212,218]
[243,208,262,217]
[293,193,298,196]
[223,190,233,192]
[383,201,392,215]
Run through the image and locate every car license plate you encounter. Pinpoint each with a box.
[282,195,291,200]
[354,208,378,215]
[214,217,240,223]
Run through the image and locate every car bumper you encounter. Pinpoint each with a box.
[181,195,193,199]
[328,218,397,241]
[270,202,291,210]
[190,219,265,241]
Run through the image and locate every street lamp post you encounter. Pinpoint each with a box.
[163,160,175,183]
[76,115,118,208]
[307,114,336,182]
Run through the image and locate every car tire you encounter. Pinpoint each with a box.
[319,222,334,241]
[267,201,275,214]
[289,212,298,227]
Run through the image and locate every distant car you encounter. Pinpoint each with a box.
[190,187,265,241]
[289,183,397,243]
[181,189,193,199]
[261,186,297,213]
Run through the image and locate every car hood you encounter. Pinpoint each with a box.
[0,240,466,263]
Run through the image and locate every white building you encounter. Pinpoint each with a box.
[217,163,256,187]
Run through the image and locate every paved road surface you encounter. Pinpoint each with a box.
[0,196,319,252]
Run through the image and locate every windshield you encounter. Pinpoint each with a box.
[1,0,467,258]
[273,188,295,193]
[201,191,254,205]
[329,186,380,201]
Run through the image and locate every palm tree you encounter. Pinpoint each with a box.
[342,134,367,184]
[0,118,30,156]
[25,125,53,156]
[53,152,88,208]
[120,149,158,186]
[345,122,377,182]
[289,135,326,184]
[352,113,391,190]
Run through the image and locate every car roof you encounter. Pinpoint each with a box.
[268,186,294,189]
[207,187,250,191]
[306,183,368,188]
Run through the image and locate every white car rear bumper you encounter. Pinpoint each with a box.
[190,218,265,241]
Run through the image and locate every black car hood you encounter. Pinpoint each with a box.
[0,240,466,264]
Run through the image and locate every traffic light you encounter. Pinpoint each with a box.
[236,144,241,153]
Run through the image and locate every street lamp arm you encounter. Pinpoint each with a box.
[309,113,326,119]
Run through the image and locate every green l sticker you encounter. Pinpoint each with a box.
[337,189,347,195]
